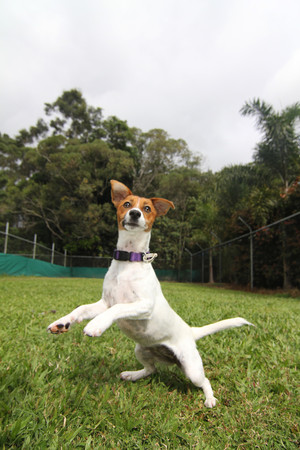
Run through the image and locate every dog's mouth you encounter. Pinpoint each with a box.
[122,220,142,229]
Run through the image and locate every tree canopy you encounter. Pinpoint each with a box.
[240,99,300,193]
[1,90,299,288]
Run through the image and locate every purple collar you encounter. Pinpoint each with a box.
[113,249,157,263]
[113,249,145,262]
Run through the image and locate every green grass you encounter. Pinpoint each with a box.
[0,277,299,449]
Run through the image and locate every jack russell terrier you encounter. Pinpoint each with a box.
[48,180,252,408]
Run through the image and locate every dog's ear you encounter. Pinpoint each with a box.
[110,180,132,207]
[151,198,175,216]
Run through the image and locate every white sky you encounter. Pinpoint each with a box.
[1,0,299,171]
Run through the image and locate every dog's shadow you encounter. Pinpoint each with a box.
[66,349,193,395]
[150,370,192,394]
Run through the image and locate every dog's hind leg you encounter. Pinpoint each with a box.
[179,343,217,408]
[120,344,156,381]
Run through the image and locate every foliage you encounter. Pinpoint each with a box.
[240,98,300,193]
[0,277,299,448]
[1,90,300,287]
[241,99,300,288]
[132,128,201,196]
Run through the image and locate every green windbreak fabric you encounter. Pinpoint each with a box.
[0,253,71,277]
[0,253,184,281]
[0,254,107,278]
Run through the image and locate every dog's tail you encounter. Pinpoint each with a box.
[192,317,253,341]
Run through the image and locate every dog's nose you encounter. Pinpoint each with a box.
[129,209,141,220]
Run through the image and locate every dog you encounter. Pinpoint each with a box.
[48,180,252,408]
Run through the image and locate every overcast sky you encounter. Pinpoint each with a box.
[1,0,299,172]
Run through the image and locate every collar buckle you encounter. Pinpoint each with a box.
[143,252,158,263]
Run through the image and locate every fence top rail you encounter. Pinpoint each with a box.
[193,210,300,256]
[0,230,65,255]
[0,230,34,245]
[3,210,299,260]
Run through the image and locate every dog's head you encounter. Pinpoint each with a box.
[110,180,175,231]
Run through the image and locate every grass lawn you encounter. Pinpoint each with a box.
[0,276,299,449]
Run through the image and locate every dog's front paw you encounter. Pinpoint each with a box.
[47,316,72,334]
[47,306,85,334]
[204,396,217,408]
[83,323,103,337]
[83,316,112,337]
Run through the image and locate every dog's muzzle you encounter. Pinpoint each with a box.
[123,208,145,230]
[129,209,141,221]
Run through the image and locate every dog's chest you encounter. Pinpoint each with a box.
[103,261,150,306]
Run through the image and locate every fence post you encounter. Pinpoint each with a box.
[185,248,193,282]
[211,231,222,283]
[238,216,254,290]
[51,243,55,264]
[4,222,9,254]
[33,234,37,259]
[196,244,204,283]
[64,249,67,267]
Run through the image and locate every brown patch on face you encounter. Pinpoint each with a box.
[110,180,175,230]
[116,195,158,231]
[139,198,158,231]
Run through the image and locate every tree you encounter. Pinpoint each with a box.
[44,89,105,142]
[2,90,299,287]
[132,128,201,196]
[189,172,220,283]
[10,138,134,255]
[241,99,300,288]
[240,99,300,194]
[103,116,136,154]
[0,134,27,228]
[153,168,203,270]
[15,89,105,146]
[17,119,49,145]
[215,164,257,223]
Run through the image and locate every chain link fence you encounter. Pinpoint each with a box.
[185,211,300,288]
[0,224,111,268]
[1,210,299,287]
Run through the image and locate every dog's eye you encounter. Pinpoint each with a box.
[144,206,151,213]
[123,202,131,208]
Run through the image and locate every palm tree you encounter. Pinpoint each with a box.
[241,99,300,289]
[240,99,300,194]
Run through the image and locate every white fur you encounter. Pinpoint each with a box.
[48,198,252,408]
